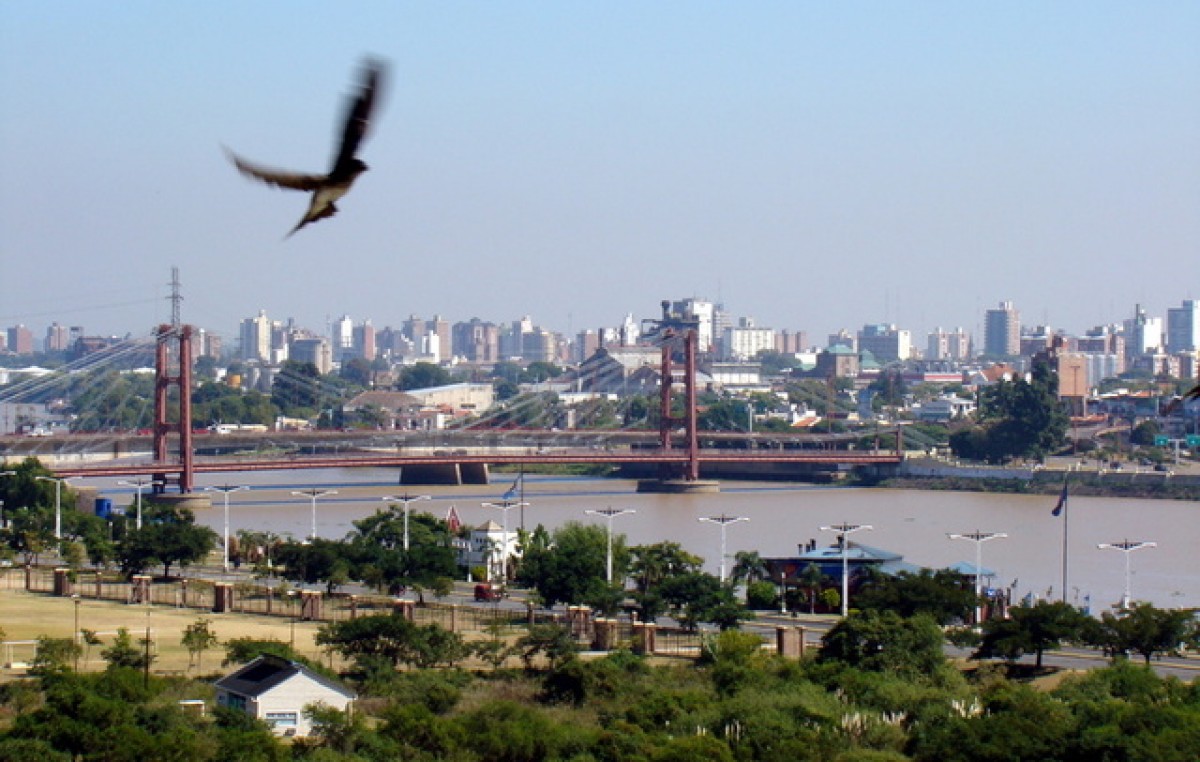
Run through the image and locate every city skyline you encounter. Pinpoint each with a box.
[2,4,1197,344]
[4,293,1198,367]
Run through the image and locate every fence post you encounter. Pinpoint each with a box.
[213,582,234,613]
[94,571,102,599]
[593,618,617,651]
[775,626,801,658]
[301,590,323,621]
[53,568,74,597]
[131,574,151,604]
[392,599,415,621]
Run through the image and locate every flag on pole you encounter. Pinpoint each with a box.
[1051,478,1069,516]
[502,472,522,501]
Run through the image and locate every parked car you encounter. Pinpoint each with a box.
[474,583,504,602]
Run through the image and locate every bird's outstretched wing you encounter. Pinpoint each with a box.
[330,58,385,178]
[224,147,327,191]
[1164,383,1200,415]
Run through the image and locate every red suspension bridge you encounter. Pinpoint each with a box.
[24,320,904,492]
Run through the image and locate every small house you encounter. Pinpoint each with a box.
[214,655,356,737]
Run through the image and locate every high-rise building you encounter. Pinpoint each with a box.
[6,325,34,355]
[239,310,273,362]
[926,327,970,361]
[1123,304,1163,362]
[670,298,716,353]
[331,314,355,363]
[1166,299,1200,354]
[44,323,71,353]
[857,323,912,362]
[775,329,807,354]
[984,301,1020,357]
[722,318,776,361]
[453,319,500,363]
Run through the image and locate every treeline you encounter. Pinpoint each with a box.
[2,609,1198,761]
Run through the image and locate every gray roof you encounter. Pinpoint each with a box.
[796,542,902,563]
[215,655,355,700]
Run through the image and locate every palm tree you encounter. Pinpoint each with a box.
[730,550,768,588]
[798,563,827,614]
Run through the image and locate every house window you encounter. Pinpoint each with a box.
[265,712,298,728]
[222,693,246,711]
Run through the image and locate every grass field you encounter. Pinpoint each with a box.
[0,589,328,678]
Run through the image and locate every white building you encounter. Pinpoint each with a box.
[462,519,522,582]
[215,655,356,738]
[722,320,776,361]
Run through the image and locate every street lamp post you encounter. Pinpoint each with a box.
[35,475,77,541]
[585,507,635,583]
[698,514,749,584]
[380,493,431,552]
[1097,539,1157,609]
[292,488,338,542]
[820,522,873,617]
[205,485,249,571]
[117,478,155,530]
[481,500,527,583]
[948,530,1008,625]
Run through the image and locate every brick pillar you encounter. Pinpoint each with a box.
[776,626,801,658]
[449,605,458,633]
[393,599,415,621]
[349,595,358,620]
[797,626,807,659]
[24,565,33,590]
[95,571,103,599]
[213,582,234,613]
[592,618,618,651]
[131,574,151,604]
[180,579,189,607]
[53,568,74,596]
[301,591,323,620]
[632,622,657,655]
[567,606,592,639]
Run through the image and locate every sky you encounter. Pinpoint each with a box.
[1,2,1197,350]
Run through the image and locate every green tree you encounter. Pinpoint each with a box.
[181,618,219,671]
[974,600,1090,668]
[396,362,451,391]
[30,637,81,677]
[796,562,828,614]
[853,568,976,625]
[317,613,468,669]
[100,627,151,670]
[1087,603,1196,665]
[515,522,624,611]
[629,541,703,621]
[951,358,1069,463]
[658,572,750,631]
[819,610,946,678]
[117,504,216,578]
[271,359,323,414]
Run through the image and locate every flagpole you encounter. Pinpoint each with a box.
[1058,474,1070,603]
[519,466,526,532]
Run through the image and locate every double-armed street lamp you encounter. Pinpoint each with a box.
[205,484,249,571]
[1097,539,1157,609]
[117,477,157,530]
[35,475,78,541]
[585,507,635,583]
[820,522,873,616]
[292,488,338,542]
[481,500,527,583]
[698,514,749,584]
[948,530,1008,625]
[380,493,431,552]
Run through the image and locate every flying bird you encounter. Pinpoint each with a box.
[1164,383,1200,415]
[225,58,386,237]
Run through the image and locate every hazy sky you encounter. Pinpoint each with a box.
[2,3,1197,349]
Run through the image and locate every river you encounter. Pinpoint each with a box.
[92,469,1200,612]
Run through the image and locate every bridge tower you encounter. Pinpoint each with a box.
[645,301,701,482]
[152,323,195,493]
